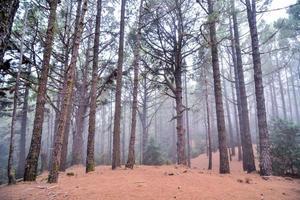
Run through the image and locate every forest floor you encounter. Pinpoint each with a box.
[1,152,300,200]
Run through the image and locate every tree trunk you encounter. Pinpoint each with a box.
[0,0,19,66]
[86,0,102,172]
[24,0,59,181]
[231,0,256,172]
[8,8,27,184]
[229,17,242,161]
[48,0,88,183]
[204,73,212,170]
[58,0,74,172]
[17,65,31,177]
[112,0,126,170]
[245,0,272,176]
[184,72,191,167]
[207,0,230,174]
[223,73,235,158]
[126,0,143,169]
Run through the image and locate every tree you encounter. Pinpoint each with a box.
[231,0,256,173]
[126,0,144,169]
[245,0,272,176]
[86,0,102,173]
[206,0,230,173]
[112,0,126,170]
[48,0,88,183]
[24,0,60,181]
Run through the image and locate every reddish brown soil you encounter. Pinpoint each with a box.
[1,152,300,200]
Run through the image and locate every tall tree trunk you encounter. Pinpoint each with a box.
[112,0,126,170]
[8,8,28,184]
[223,73,235,158]
[59,94,73,171]
[48,0,88,183]
[204,73,212,170]
[86,0,102,172]
[72,78,88,165]
[229,17,242,161]
[231,0,256,172]
[24,0,59,181]
[207,0,230,174]
[0,0,19,66]
[126,0,143,169]
[184,72,191,167]
[245,0,272,176]
[17,65,31,177]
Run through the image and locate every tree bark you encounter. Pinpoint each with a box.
[126,0,143,168]
[229,17,242,161]
[86,0,102,172]
[17,65,31,177]
[8,8,28,184]
[112,0,126,170]
[24,0,59,181]
[245,0,272,176]
[207,0,230,174]
[184,72,191,167]
[231,0,256,172]
[48,0,88,183]
[204,73,212,170]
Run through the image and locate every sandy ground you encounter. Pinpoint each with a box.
[1,152,300,200]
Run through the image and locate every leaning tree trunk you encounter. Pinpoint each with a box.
[112,0,126,170]
[207,0,230,174]
[245,0,272,176]
[86,0,102,173]
[48,0,88,183]
[24,0,59,181]
[126,0,143,169]
[0,0,19,67]
[231,0,256,173]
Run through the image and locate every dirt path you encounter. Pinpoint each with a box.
[1,152,300,200]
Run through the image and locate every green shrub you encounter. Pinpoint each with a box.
[143,138,165,165]
[269,119,300,176]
